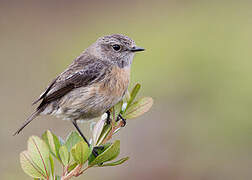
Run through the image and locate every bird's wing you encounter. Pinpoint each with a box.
[32,77,58,105]
[36,60,108,109]
[14,58,109,135]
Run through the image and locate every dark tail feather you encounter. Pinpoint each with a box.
[13,109,42,136]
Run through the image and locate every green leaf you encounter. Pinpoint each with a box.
[92,116,106,146]
[20,136,50,179]
[125,83,141,112]
[125,90,130,102]
[42,130,61,160]
[71,141,91,164]
[89,140,120,166]
[20,151,46,179]
[88,143,112,164]
[59,145,69,166]
[55,175,61,180]
[58,136,65,146]
[49,154,54,176]
[98,157,129,167]
[96,124,112,146]
[112,101,123,121]
[67,162,78,172]
[124,97,153,119]
[65,131,82,152]
[28,136,50,178]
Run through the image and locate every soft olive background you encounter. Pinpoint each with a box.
[1,0,252,179]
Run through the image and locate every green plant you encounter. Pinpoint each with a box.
[20,83,153,180]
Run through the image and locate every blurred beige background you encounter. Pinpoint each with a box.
[1,0,252,179]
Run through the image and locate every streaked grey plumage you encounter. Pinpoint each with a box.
[14,34,144,136]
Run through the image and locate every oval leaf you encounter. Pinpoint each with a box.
[67,162,78,172]
[20,151,46,179]
[112,101,123,121]
[92,115,106,146]
[71,141,91,164]
[125,83,141,111]
[88,143,112,164]
[96,124,112,146]
[59,145,69,166]
[28,136,50,178]
[124,97,153,119]
[65,132,82,152]
[49,154,54,177]
[98,157,129,167]
[42,130,61,160]
[125,90,130,102]
[58,136,65,146]
[20,136,50,178]
[89,140,120,166]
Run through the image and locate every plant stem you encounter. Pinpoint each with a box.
[61,164,82,180]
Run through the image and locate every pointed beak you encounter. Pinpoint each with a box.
[130,46,145,52]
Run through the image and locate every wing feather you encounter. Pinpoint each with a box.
[37,60,108,109]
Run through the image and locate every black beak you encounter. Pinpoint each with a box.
[130,46,145,52]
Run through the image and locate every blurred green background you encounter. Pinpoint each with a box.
[1,0,252,179]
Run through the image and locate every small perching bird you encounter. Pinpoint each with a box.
[14,34,144,146]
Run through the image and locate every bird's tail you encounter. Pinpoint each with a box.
[13,108,43,136]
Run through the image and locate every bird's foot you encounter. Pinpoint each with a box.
[93,145,105,151]
[116,114,126,127]
[106,111,126,127]
[92,145,105,157]
[92,146,105,165]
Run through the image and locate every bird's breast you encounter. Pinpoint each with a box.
[98,65,130,99]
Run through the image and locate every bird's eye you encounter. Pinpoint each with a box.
[112,44,121,51]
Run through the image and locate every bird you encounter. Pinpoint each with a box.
[13,34,144,147]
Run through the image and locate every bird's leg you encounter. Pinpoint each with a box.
[92,146,104,156]
[106,110,111,124]
[116,114,126,127]
[71,120,102,157]
[92,148,99,157]
[71,120,90,146]
[92,146,105,164]
[93,146,105,150]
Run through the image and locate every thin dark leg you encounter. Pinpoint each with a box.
[106,110,111,124]
[93,146,104,150]
[117,114,126,127]
[71,120,102,157]
[71,120,90,147]
[92,146,105,158]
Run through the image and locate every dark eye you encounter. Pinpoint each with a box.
[112,44,121,51]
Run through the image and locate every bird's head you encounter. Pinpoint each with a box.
[88,34,144,68]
